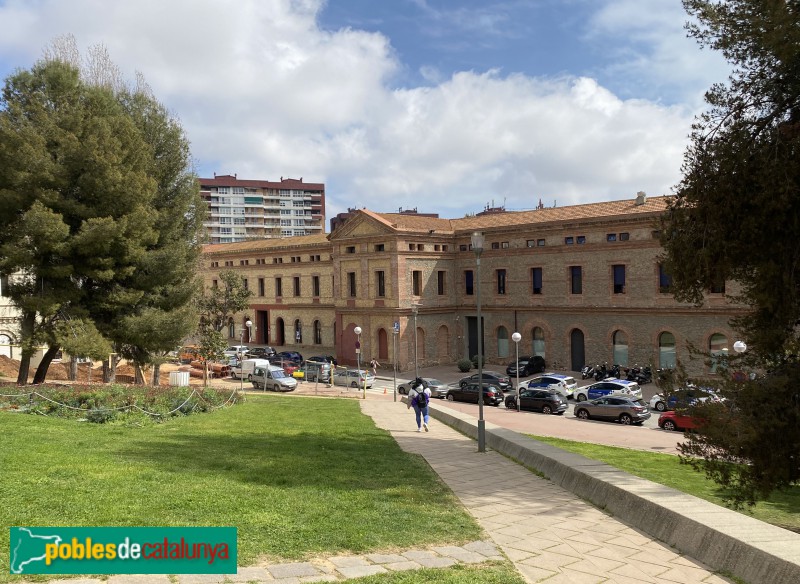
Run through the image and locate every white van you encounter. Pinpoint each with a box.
[251,365,298,392]
[231,358,271,380]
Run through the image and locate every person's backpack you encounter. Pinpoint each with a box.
[414,388,429,409]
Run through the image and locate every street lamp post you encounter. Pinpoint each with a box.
[392,321,400,402]
[354,326,364,398]
[472,231,486,452]
[512,332,521,412]
[240,318,252,393]
[411,304,419,380]
[733,340,747,382]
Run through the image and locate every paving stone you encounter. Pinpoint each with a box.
[430,546,488,564]
[414,556,457,569]
[108,576,172,584]
[46,580,103,584]
[327,555,369,568]
[336,564,387,579]
[364,553,407,564]
[299,576,338,583]
[401,550,439,562]
[385,561,422,571]
[267,562,320,579]
[177,574,227,584]
[227,566,274,581]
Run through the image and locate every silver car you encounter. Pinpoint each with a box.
[397,378,449,398]
[574,396,651,425]
[333,368,375,389]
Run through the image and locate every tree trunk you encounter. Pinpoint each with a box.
[203,361,209,388]
[32,345,60,384]
[69,355,78,381]
[134,363,145,385]
[153,363,161,386]
[15,312,35,385]
[102,358,110,383]
[110,353,118,383]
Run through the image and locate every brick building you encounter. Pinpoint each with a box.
[199,175,325,243]
[201,193,743,377]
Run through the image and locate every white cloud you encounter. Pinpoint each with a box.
[0,0,706,221]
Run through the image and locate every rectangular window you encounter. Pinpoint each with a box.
[537,239,546,247]
[376,271,385,297]
[242,278,248,290]
[409,244,415,251]
[658,264,672,293]
[437,271,446,295]
[491,242,500,250]
[293,276,301,297]
[258,277,265,296]
[620,232,630,241]
[496,269,506,295]
[211,279,218,289]
[346,246,356,254]
[412,270,422,296]
[434,244,440,251]
[375,244,385,252]
[577,236,586,244]
[613,265,626,294]
[565,236,574,245]
[275,277,282,297]
[526,240,535,248]
[531,268,542,295]
[348,272,357,297]
[465,270,474,295]
[313,275,320,297]
[570,266,582,294]
[417,244,424,251]
[607,233,617,242]
[441,245,448,252]
[501,241,509,249]
[459,244,468,251]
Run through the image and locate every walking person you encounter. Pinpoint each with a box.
[407,378,431,432]
[369,358,380,377]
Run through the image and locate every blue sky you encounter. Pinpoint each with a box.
[0,0,729,221]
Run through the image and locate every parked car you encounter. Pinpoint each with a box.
[333,368,375,388]
[574,396,651,425]
[231,358,271,380]
[650,386,721,412]
[446,383,505,406]
[505,388,568,415]
[574,378,642,402]
[302,360,332,383]
[658,410,704,432]
[458,371,513,392]
[526,373,578,398]
[276,351,304,363]
[397,378,449,398]
[250,365,298,392]
[306,355,337,365]
[223,345,249,358]
[505,355,546,377]
[246,346,276,359]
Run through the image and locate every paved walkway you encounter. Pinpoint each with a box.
[361,400,735,584]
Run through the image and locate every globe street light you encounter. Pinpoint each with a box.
[512,331,522,413]
[240,318,252,393]
[472,231,486,452]
[354,326,364,398]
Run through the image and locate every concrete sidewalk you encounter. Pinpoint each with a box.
[361,399,733,584]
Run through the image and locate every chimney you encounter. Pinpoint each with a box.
[635,191,647,205]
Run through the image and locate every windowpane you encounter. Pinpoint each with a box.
[465,270,474,295]
[659,332,676,369]
[497,269,506,294]
[275,277,282,297]
[437,270,445,295]
[613,265,626,294]
[412,270,422,295]
[533,327,545,359]
[658,264,672,293]
[709,333,728,373]
[497,327,509,358]
[348,272,357,297]
[612,330,628,366]
[313,275,320,297]
[377,271,386,297]
[531,267,542,294]
[570,266,582,294]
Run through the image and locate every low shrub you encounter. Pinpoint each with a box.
[457,359,473,372]
[471,354,486,368]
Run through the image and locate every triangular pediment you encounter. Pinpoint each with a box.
[329,210,398,241]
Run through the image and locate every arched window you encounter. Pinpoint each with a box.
[709,333,728,373]
[313,320,322,345]
[228,318,235,339]
[497,326,509,358]
[532,327,546,359]
[659,332,676,369]
[612,330,628,367]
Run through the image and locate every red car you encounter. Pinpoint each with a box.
[658,410,704,432]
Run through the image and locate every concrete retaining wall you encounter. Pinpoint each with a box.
[428,401,800,584]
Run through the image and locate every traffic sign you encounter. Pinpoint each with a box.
[393,321,400,334]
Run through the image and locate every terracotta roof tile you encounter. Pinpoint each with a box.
[203,233,331,255]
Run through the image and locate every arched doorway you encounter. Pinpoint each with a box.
[275,318,286,346]
[436,325,449,359]
[570,328,585,372]
[378,328,388,360]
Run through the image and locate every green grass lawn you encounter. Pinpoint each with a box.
[530,434,800,533]
[0,395,487,582]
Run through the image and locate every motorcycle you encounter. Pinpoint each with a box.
[594,363,610,381]
[581,364,595,379]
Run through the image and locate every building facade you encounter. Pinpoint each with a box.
[199,175,325,243]
[201,194,744,377]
